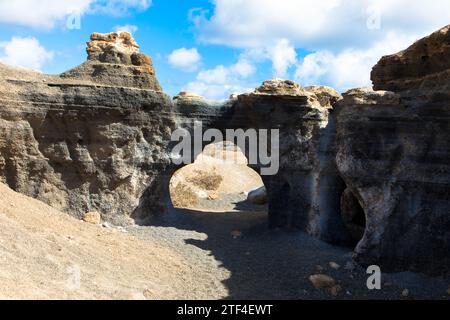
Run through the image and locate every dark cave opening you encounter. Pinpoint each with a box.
[340,188,366,246]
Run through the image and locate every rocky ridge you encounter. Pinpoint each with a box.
[0,27,449,276]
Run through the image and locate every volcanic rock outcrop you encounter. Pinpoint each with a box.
[0,32,174,225]
[0,27,449,276]
[337,24,450,275]
[230,81,352,244]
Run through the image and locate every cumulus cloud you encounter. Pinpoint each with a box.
[168,48,202,72]
[0,37,54,71]
[191,0,450,90]
[267,39,297,78]
[0,0,152,29]
[295,32,417,92]
[113,24,139,34]
[184,57,256,100]
[91,0,152,16]
[192,0,450,50]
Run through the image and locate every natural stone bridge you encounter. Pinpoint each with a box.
[0,27,449,276]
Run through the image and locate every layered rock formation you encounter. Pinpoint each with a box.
[0,32,174,225]
[0,27,449,276]
[230,81,352,244]
[337,24,450,275]
[371,25,450,96]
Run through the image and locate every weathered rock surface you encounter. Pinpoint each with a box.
[63,31,162,91]
[372,24,450,96]
[1,27,449,277]
[0,32,174,225]
[336,25,450,276]
[231,80,350,244]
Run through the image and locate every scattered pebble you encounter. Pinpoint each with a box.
[309,274,337,289]
[328,285,342,296]
[143,289,153,299]
[83,211,101,224]
[329,261,340,270]
[230,230,242,239]
[208,192,219,200]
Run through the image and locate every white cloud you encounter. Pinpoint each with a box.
[113,24,139,34]
[295,32,417,92]
[0,37,54,71]
[168,48,202,72]
[0,0,151,29]
[191,0,450,90]
[91,0,152,16]
[193,0,450,50]
[267,39,297,78]
[184,57,256,100]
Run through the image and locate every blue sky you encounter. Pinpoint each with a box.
[0,0,449,100]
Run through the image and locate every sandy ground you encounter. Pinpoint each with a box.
[0,182,228,300]
[0,181,448,300]
[169,142,265,212]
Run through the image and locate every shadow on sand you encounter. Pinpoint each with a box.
[147,206,356,300]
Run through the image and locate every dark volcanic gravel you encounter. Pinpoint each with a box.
[127,207,449,300]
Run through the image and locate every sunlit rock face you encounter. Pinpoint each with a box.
[0,32,175,225]
[337,24,450,276]
[0,26,450,277]
[62,31,162,91]
[371,24,450,96]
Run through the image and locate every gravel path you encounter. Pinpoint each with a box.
[128,207,449,300]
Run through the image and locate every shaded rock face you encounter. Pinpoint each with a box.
[0,32,175,225]
[230,80,351,245]
[336,25,450,275]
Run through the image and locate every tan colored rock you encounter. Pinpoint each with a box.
[207,192,219,201]
[372,24,450,93]
[83,212,101,225]
[251,79,321,107]
[174,91,205,101]
[343,87,400,105]
[328,285,342,296]
[87,31,139,60]
[309,274,337,290]
[305,85,342,109]
[254,79,304,96]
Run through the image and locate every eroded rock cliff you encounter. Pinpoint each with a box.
[337,24,450,275]
[0,27,449,276]
[0,32,174,225]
